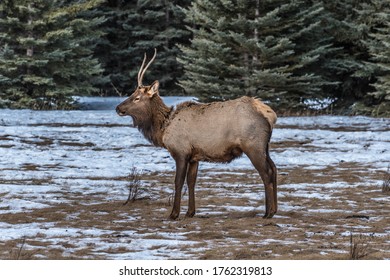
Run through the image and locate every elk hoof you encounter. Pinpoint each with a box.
[169,212,179,220]
[263,211,276,219]
[185,210,195,218]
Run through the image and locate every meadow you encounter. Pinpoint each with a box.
[0,97,389,259]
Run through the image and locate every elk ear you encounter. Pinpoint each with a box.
[147,80,160,97]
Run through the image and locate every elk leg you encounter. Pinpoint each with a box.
[169,157,188,220]
[245,150,277,219]
[266,155,278,213]
[186,161,199,218]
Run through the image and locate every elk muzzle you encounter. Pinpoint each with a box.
[116,104,127,116]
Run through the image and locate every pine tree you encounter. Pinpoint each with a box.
[320,0,376,112]
[178,0,335,108]
[95,0,192,96]
[0,0,104,109]
[362,0,390,116]
[91,0,136,96]
[322,0,390,116]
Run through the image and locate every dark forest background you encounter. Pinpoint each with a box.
[0,0,389,116]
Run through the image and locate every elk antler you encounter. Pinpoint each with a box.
[137,48,157,87]
[137,53,147,87]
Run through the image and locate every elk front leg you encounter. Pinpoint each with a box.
[169,157,188,220]
[186,161,199,218]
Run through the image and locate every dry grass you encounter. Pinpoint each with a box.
[1,159,389,260]
[349,233,371,260]
[7,237,37,260]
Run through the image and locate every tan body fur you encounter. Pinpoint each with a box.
[116,51,277,220]
[164,97,276,164]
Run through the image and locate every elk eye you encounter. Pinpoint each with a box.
[134,96,141,102]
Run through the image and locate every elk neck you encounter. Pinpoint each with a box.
[138,95,172,148]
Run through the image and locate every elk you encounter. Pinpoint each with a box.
[116,49,277,220]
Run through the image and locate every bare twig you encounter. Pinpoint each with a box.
[123,167,143,205]
[349,233,369,260]
[16,237,26,260]
[382,164,390,193]
[111,82,123,97]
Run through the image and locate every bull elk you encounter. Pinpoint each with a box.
[116,49,278,220]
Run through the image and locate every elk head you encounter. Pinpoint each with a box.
[116,49,160,125]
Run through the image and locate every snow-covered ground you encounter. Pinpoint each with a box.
[0,97,389,259]
[1,97,388,178]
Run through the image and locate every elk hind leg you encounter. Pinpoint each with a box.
[245,149,277,219]
[186,161,199,218]
[170,157,188,220]
[266,154,277,213]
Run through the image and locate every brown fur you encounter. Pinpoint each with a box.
[117,84,171,147]
[252,98,277,128]
[116,55,277,220]
[117,85,278,220]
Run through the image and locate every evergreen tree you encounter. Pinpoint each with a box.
[322,0,390,116]
[178,0,335,108]
[95,0,192,96]
[361,0,390,116]
[320,0,376,112]
[0,0,104,109]
[91,0,135,95]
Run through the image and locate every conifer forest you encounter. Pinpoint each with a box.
[0,0,389,116]
[1,0,390,262]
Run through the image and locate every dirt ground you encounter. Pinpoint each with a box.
[1,158,389,260]
[0,112,389,260]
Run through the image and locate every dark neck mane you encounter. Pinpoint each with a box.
[136,96,172,147]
